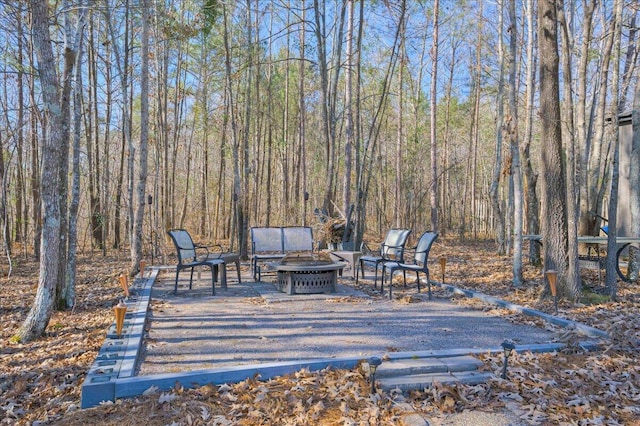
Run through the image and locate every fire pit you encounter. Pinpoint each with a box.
[275,253,346,295]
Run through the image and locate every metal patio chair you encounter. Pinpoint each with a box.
[382,231,438,300]
[356,228,412,290]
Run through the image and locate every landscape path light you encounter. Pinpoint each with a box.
[439,256,447,284]
[113,300,127,337]
[501,340,516,379]
[139,259,146,278]
[367,356,382,394]
[545,270,558,315]
[119,273,129,298]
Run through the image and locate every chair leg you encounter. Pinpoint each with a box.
[236,260,242,283]
[174,269,180,294]
[427,270,432,300]
[403,270,407,287]
[209,264,217,295]
[416,272,421,293]
[252,259,258,281]
[373,263,380,290]
[219,264,228,290]
[355,259,362,285]
[381,264,387,293]
[189,268,195,290]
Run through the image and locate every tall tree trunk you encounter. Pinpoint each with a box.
[558,0,581,301]
[538,0,575,300]
[54,1,78,311]
[18,0,71,341]
[396,10,406,227]
[605,0,623,298]
[65,2,87,309]
[15,5,25,247]
[507,0,523,286]
[314,0,346,215]
[130,0,150,275]
[429,0,439,232]
[106,0,132,250]
[577,1,596,236]
[223,5,245,258]
[489,0,506,253]
[522,0,540,265]
[343,0,354,218]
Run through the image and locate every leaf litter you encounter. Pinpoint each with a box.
[1,240,639,425]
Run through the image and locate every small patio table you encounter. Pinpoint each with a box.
[329,250,362,279]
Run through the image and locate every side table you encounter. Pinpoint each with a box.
[329,250,362,279]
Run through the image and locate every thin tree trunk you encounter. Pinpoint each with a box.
[130,0,150,275]
[577,1,596,236]
[558,0,581,302]
[605,0,622,298]
[344,0,354,218]
[522,0,540,264]
[65,2,87,309]
[507,0,523,286]
[429,0,439,232]
[489,0,506,253]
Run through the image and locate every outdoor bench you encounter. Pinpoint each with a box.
[250,226,314,281]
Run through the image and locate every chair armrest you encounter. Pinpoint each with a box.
[360,242,375,256]
[194,244,210,259]
[208,243,225,258]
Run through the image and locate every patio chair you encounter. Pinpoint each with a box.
[381,231,438,300]
[167,229,226,295]
[356,228,412,290]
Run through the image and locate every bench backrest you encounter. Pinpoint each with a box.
[251,227,285,254]
[250,226,314,254]
[283,227,314,252]
[168,229,197,264]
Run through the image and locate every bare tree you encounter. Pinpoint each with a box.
[18,0,75,341]
[130,0,150,274]
[429,0,439,232]
[605,0,623,298]
[522,0,540,265]
[489,0,506,253]
[558,0,581,302]
[507,0,523,286]
[65,0,88,309]
[538,0,576,300]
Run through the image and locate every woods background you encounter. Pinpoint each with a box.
[1,1,639,339]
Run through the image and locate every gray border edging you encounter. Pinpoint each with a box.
[433,281,609,339]
[81,269,157,409]
[81,272,606,409]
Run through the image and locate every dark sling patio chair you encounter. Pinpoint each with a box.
[356,228,412,290]
[381,231,438,300]
[168,229,225,295]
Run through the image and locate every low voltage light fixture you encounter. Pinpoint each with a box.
[545,270,558,315]
[368,356,382,394]
[439,257,447,284]
[501,340,516,379]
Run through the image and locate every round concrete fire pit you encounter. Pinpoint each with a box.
[275,254,346,295]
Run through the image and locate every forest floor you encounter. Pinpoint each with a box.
[1,238,639,425]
